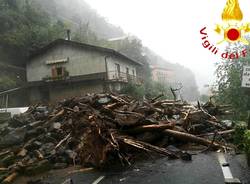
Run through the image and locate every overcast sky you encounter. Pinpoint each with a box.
[84,0,250,92]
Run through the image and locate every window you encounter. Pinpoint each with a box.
[56,67,63,76]
[115,63,120,77]
[132,69,135,76]
[126,67,129,75]
[51,66,65,78]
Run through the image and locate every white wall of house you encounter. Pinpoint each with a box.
[106,56,137,80]
[27,44,107,82]
[27,43,139,82]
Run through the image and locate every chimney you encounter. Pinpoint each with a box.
[66,29,71,41]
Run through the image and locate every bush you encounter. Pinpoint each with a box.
[244,130,250,154]
[120,83,145,100]
[0,76,17,91]
[234,122,248,149]
[121,81,173,100]
[243,130,250,165]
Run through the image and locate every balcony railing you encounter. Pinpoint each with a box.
[41,71,143,84]
[108,71,143,84]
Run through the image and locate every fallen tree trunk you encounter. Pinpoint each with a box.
[163,129,225,149]
[197,129,234,137]
[117,137,179,158]
[122,124,175,134]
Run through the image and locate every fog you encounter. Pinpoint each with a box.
[83,0,250,93]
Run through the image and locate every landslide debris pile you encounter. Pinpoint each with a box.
[0,94,234,182]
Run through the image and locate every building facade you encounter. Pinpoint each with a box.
[151,66,174,84]
[25,39,142,103]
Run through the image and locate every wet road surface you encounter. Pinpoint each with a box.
[15,153,250,184]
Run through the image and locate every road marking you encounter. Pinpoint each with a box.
[217,153,241,184]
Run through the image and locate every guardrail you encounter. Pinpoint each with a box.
[0,87,22,110]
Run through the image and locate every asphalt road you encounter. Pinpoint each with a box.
[15,153,250,184]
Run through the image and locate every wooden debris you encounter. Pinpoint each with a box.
[0,93,235,181]
[2,172,18,184]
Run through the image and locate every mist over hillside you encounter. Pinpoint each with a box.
[0,0,199,100]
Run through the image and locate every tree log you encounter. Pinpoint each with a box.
[122,124,174,134]
[117,137,179,158]
[163,129,224,149]
[197,130,234,137]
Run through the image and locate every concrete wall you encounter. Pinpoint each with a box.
[47,81,104,102]
[0,81,104,107]
[27,44,107,82]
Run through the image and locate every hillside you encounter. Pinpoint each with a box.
[0,0,199,100]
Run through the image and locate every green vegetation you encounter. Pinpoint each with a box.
[121,80,173,100]
[215,44,250,160]
[233,122,248,149]
[120,83,145,100]
[199,94,209,103]
[243,130,250,155]
[0,0,68,66]
[0,76,17,91]
[215,45,250,120]
[0,0,199,101]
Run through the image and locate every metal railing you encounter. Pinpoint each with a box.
[0,87,22,110]
[108,71,143,84]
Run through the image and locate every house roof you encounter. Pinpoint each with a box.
[29,39,142,66]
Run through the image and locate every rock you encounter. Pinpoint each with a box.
[97,97,111,104]
[26,158,37,166]
[8,118,26,128]
[0,154,16,167]
[24,160,52,175]
[0,128,27,148]
[25,127,46,140]
[73,106,80,112]
[50,132,64,140]
[51,122,61,130]
[43,134,57,143]
[41,143,55,155]
[17,149,28,157]
[53,163,68,169]
[0,127,14,137]
[0,112,11,124]
[24,141,42,151]
[36,106,48,113]
[34,112,47,120]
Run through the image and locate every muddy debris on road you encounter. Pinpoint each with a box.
[0,93,235,183]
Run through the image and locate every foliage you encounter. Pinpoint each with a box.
[233,122,248,149]
[0,0,68,65]
[0,76,17,91]
[121,80,173,100]
[215,45,250,120]
[199,94,209,102]
[120,83,145,100]
[243,130,250,154]
[144,80,173,100]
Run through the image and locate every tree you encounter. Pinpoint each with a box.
[0,0,68,66]
[215,44,250,119]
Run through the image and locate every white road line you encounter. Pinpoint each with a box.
[217,153,241,184]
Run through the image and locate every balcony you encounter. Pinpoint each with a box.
[108,71,143,85]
